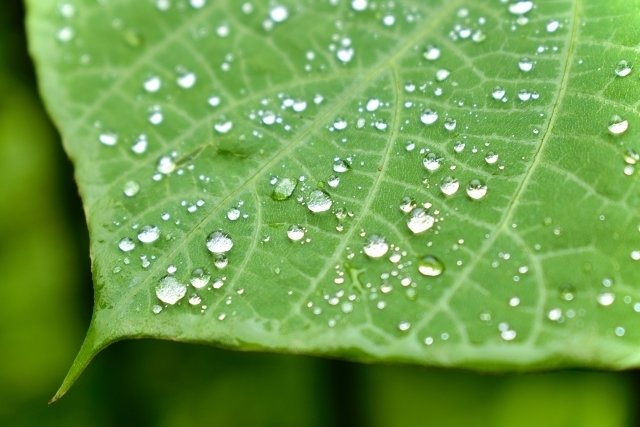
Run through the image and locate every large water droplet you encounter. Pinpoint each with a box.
[287,225,305,241]
[407,208,434,234]
[272,177,297,200]
[138,225,161,243]
[307,190,332,213]
[206,231,234,253]
[466,179,488,200]
[156,276,186,305]
[418,255,444,277]
[363,235,389,258]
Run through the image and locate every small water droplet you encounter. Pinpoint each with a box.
[272,177,298,200]
[491,86,505,100]
[435,69,450,82]
[307,189,332,213]
[99,131,118,146]
[287,225,305,241]
[485,151,499,164]
[418,255,444,277]
[143,76,161,92]
[269,5,288,22]
[423,153,442,171]
[131,134,148,154]
[398,320,411,331]
[608,115,628,135]
[118,237,136,252]
[443,117,457,131]
[156,276,186,305]
[333,118,348,130]
[547,308,562,321]
[213,253,228,269]
[615,60,632,77]
[407,208,434,234]
[546,19,559,33]
[214,120,233,134]
[336,47,354,63]
[176,70,196,88]
[423,45,440,61]
[190,268,211,288]
[596,292,615,306]
[365,98,380,112]
[466,179,488,200]
[333,159,351,173]
[508,1,533,15]
[420,109,438,125]
[226,207,240,221]
[123,180,140,197]
[152,305,163,314]
[399,196,416,213]
[363,235,389,258]
[440,177,459,196]
[157,156,176,174]
[57,26,75,42]
[206,231,233,253]
[518,57,534,72]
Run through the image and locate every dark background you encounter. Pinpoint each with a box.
[1,1,637,426]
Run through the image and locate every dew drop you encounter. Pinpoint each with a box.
[615,60,632,77]
[118,237,136,252]
[420,109,438,125]
[518,57,534,72]
[407,208,435,234]
[546,19,559,33]
[466,179,488,200]
[143,76,161,92]
[547,308,562,321]
[596,292,615,306]
[336,47,354,63]
[363,235,389,258]
[177,71,196,89]
[123,180,140,197]
[491,86,505,100]
[269,5,288,22]
[157,156,176,174]
[501,329,516,341]
[213,253,228,269]
[443,117,457,131]
[423,153,441,171]
[188,294,202,306]
[208,96,221,107]
[399,196,416,213]
[137,225,160,243]
[423,45,440,61]
[190,268,211,289]
[365,98,380,112]
[262,111,277,125]
[508,1,533,15]
[398,320,411,331]
[152,305,163,314]
[131,134,148,154]
[57,26,74,42]
[156,276,186,305]
[307,189,333,213]
[440,177,459,196]
[226,207,240,221]
[485,151,499,164]
[418,255,444,277]
[98,131,118,146]
[272,177,298,200]
[333,118,348,130]
[435,69,450,82]
[287,225,305,241]
[214,120,233,134]
[559,284,575,301]
[206,231,234,253]
[608,115,628,135]
[333,159,351,173]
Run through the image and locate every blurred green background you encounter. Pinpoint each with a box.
[0,1,637,426]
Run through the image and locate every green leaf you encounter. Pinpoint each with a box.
[26,0,640,401]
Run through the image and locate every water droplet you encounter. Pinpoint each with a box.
[615,326,625,337]
[440,177,459,196]
[287,225,305,241]
[269,5,288,22]
[177,71,196,88]
[206,231,234,253]
[420,109,438,125]
[190,268,211,288]
[123,180,140,197]
[131,134,148,154]
[57,26,74,42]
[333,159,351,173]
[631,250,640,261]
[341,302,354,313]
[443,117,457,131]
[272,177,298,200]
[98,131,118,146]
[156,276,186,305]
[435,69,450,82]
[214,120,233,134]
[208,95,221,107]
[148,106,163,125]
[143,76,161,92]
[559,284,575,301]
[152,305,163,314]
[407,208,434,234]
[188,293,202,306]
[501,329,516,341]
[216,24,230,37]
[418,255,444,277]
[518,89,531,101]
[547,308,562,321]
[189,0,206,8]
[157,156,176,174]
[333,118,348,130]
[213,253,228,269]
[363,235,389,258]
[423,45,440,61]
[466,179,488,200]
[508,1,533,15]
[58,3,76,18]
[596,292,615,306]
[546,19,559,33]
[351,0,368,11]
[262,110,277,125]
[226,207,240,221]
[399,197,416,213]
[491,86,505,100]
[327,175,340,188]
[307,190,332,213]
[336,47,354,63]
[398,320,411,331]
[454,141,465,153]
[518,57,534,72]
[293,100,307,112]
[485,151,499,164]
[366,98,380,112]
[608,115,628,135]
[423,153,441,171]
[137,225,160,243]
[118,237,136,252]
[615,60,632,77]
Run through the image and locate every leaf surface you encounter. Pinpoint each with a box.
[26,0,640,400]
